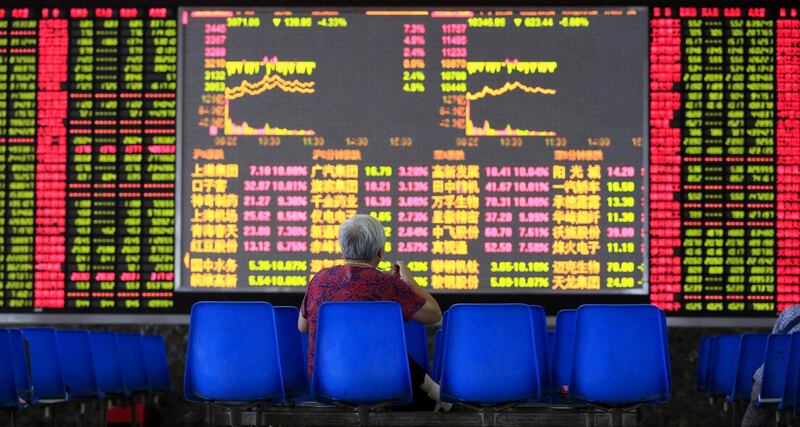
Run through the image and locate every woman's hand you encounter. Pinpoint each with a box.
[392,261,401,277]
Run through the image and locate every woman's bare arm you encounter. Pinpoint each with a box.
[395,261,442,324]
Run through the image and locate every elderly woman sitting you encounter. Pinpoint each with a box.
[298,214,446,410]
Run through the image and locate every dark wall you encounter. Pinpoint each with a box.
[6,325,769,427]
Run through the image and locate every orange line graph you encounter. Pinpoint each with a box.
[465,81,557,137]
[466,81,557,101]
[225,74,316,100]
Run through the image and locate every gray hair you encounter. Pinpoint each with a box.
[339,214,386,260]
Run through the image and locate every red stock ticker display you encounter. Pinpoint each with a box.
[649,6,800,314]
[0,7,175,312]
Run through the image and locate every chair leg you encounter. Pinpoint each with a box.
[482,407,496,427]
[586,407,595,427]
[230,407,241,427]
[358,406,369,427]
[10,410,17,427]
[255,404,263,427]
[44,405,55,427]
[130,396,138,427]
[205,402,215,427]
[99,400,109,427]
[78,402,87,427]
[610,408,623,427]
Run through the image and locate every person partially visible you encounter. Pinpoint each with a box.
[742,304,800,427]
[298,214,448,411]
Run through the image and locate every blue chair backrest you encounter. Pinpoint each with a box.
[440,304,544,405]
[729,333,769,401]
[660,310,672,394]
[759,333,791,404]
[0,330,22,409]
[274,306,310,398]
[707,334,741,398]
[22,328,68,401]
[117,333,149,393]
[781,333,800,410]
[141,335,171,391]
[404,319,430,374]
[8,329,32,403]
[529,306,548,394]
[56,330,99,398]
[432,310,449,382]
[546,331,555,370]
[312,301,412,406]
[432,329,443,381]
[696,336,713,392]
[301,332,309,365]
[551,309,576,394]
[88,332,127,397]
[569,305,670,405]
[185,302,284,403]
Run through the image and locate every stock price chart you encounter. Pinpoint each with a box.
[177,7,649,294]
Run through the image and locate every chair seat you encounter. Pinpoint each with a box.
[185,302,285,404]
[569,305,670,405]
[440,304,545,405]
[311,301,413,406]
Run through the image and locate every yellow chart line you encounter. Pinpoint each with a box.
[466,81,557,101]
[225,74,316,100]
[365,10,429,15]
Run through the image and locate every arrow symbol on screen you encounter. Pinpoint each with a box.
[273,18,281,27]
[514,18,522,27]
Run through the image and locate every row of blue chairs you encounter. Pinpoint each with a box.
[185,302,671,418]
[697,333,800,418]
[431,304,671,406]
[0,328,170,425]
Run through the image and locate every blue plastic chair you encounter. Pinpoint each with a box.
[432,310,450,382]
[707,334,742,399]
[117,333,149,394]
[551,309,577,395]
[21,328,69,402]
[729,333,769,402]
[55,330,100,398]
[274,306,310,399]
[529,306,549,394]
[440,304,544,405]
[301,332,309,365]
[88,332,128,397]
[312,302,412,406]
[7,330,32,405]
[757,334,791,405]
[0,329,23,410]
[696,336,713,392]
[141,335,171,392]
[185,302,284,403]
[660,310,672,395]
[546,331,555,371]
[780,333,800,411]
[404,319,430,374]
[569,305,670,405]
[432,329,443,382]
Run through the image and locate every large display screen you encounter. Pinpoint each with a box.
[177,7,649,294]
[0,7,176,311]
[0,4,797,316]
[649,6,800,314]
